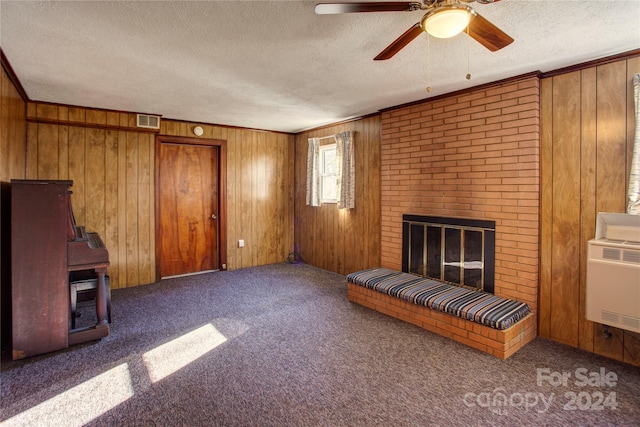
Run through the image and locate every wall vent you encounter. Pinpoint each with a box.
[136,114,160,129]
[601,310,619,324]
[622,249,640,264]
[602,247,620,260]
[622,315,640,330]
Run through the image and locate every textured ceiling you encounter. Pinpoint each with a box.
[1,1,639,133]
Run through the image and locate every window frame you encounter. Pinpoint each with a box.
[319,143,338,204]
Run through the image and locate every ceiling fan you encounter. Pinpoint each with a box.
[315,0,514,60]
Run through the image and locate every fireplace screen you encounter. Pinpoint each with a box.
[402,215,495,293]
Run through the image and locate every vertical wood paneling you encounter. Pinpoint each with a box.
[275,133,285,260]
[86,128,105,236]
[596,61,628,213]
[353,122,366,272]
[117,130,128,289]
[592,61,628,361]
[58,125,69,179]
[365,116,381,273]
[284,133,295,262]
[37,124,59,179]
[69,107,85,122]
[137,133,152,285]
[294,116,381,275]
[539,77,553,338]
[107,111,119,127]
[624,332,640,366]
[147,132,156,283]
[20,104,293,288]
[579,67,597,353]
[540,55,640,365]
[550,71,581,346]
[125,131,139,286]
[241,130,254,268]
[226,128,239,269]
[263,132,273,264]
[0,69,8,178]
[20,105,150,289]
[57,106,68,121]
[295,132,315,265]
[36,104,57,120]
[25,122,38,179]
[86,109,106,125]
[8,89,26,179]
[104,130,119,287]
[1,66,26,355]
[255,132,267,265]
[68,126,86,225]
[268,135,278,260]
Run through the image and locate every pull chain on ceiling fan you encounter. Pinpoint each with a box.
[315,0,513,60]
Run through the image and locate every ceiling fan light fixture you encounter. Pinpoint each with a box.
[422,5,473,39]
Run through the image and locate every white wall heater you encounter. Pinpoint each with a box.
[586,213,640,333]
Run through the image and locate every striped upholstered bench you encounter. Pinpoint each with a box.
[346,268,536,358]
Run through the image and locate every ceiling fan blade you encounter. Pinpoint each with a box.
[315,2,418,14]
[374,23,424,60]
[467,13,514,52]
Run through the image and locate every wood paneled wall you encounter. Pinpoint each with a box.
[1,62,27,353]
[22,105,294,289]
[0,65,26,182]
[294,116,381,275]
[161,120,294,272]
[24,104,156,289]
[540,56,640,366]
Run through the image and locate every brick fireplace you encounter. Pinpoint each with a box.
[380,74,540,315]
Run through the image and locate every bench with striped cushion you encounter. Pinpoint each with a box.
[347,267,530,330]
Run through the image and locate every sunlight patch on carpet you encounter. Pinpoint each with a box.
[142,323,227,383]
[0,363,133,427]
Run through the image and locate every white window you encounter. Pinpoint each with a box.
[319,143,337,203]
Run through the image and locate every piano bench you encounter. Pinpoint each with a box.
[69,273,111,330]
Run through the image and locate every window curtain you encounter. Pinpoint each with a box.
[335,130,355,209]
[629,73,640,214]
[306,137,321,207]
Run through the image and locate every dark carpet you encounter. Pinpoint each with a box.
[1,263,639,426]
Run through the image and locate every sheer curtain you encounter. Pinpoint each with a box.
[306,137,321,207]
[335,131,355,209]
[306,131,355,209]
[629,74,640,214]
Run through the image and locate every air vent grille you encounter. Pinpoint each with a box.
[602,247,620,260]
[601,310,619,324]
[136,114,160,129]
[622,250,640,264]
[622,315,640,330]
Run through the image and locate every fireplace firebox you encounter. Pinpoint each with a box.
[402,215,495,294]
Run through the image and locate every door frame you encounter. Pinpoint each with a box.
[154,135,227,281]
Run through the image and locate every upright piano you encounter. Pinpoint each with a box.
[10,180,110,360]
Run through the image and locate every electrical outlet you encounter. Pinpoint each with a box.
[238,239,245,248]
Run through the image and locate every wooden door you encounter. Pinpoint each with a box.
[159,143,219,277]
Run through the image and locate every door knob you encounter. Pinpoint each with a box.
[211,214,217,220]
